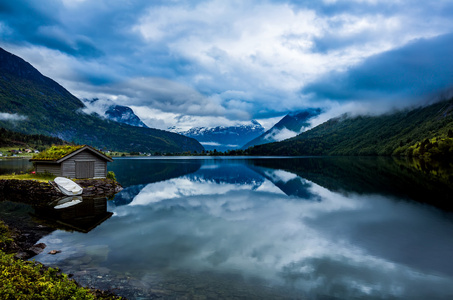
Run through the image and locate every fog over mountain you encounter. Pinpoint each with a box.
[82,98,148,128]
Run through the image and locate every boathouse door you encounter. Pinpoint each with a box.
[75,161,95,179]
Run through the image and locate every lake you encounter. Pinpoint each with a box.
[3,156,453,299]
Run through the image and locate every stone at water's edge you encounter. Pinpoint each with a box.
[74,179,123,197]
[0,178,123,204]
[0,179,61,204]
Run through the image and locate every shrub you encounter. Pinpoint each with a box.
[106,171,116,181]
[0,252,96,300]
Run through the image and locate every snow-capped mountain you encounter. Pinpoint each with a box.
[179,120,265,152]
[82,98,148,128]
[105,105,148,128]
[242,109,321,149]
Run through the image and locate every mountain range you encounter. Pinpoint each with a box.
[242,108,321,149]
[178,120,265,152]
[0,48,203,153]
[249,98,453,157]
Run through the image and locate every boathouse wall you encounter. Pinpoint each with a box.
[33,147,111,179]
[35,163,61,176]
[61,150,107,178]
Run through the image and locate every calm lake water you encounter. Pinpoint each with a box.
[3,157,453,299]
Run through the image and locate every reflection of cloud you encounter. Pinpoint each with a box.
[265,169,298,183]
[35,166,453,299]
[130,177,275,206]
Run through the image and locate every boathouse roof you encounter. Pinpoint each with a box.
[30,145,113,163]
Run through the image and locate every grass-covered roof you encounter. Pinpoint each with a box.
[31,145,112,161]
[32,145,84,161]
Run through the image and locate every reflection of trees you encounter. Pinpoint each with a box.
[250,157,453,211]
[401,156,453,184]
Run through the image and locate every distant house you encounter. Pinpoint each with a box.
[30,145,113,179]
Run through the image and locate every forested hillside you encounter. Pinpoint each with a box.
[0,127,68,150]
[249,98,453,157]
[0,48,203,153]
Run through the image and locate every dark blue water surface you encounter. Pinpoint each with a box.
[25,157,453,299]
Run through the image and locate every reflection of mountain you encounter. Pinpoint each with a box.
[111,158,326,207]
[188,162,264,186]
[248,166,319,200]
[250,157,453,211]
[109,158,202,206]
[111,184,147,206]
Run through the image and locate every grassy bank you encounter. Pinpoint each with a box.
[0,172,56,182]
[0,219,121,299]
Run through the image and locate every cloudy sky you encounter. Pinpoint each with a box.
[1,0,453,130]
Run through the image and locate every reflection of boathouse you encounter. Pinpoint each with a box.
[33,197,113,233]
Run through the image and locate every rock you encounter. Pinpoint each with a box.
[29,242,46,255]
[48,249,61,255]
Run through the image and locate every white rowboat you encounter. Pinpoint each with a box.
[54,177,83,196]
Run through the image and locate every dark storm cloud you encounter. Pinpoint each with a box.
[302,33,453,106]
[0,0,103,57]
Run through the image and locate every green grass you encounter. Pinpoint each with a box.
[0,172,56,182]
[32,145,84,161]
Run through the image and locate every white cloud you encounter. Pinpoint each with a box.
[0,112,27,121]
[200,142,220,147]
[264,128,298,142]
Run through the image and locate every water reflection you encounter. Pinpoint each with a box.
[0,158,32,175]
[33,158,453,299]
[33,197,113,233]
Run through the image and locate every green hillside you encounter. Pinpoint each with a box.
[0,127,68,150]
[0,48,204,153]
[249,98,453,157]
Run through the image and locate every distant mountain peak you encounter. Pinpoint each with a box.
[82,98,148,128]
[179,121,265,151]
[105,105,148,128]
[242,108,321,149]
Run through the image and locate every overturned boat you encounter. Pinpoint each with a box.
[53,177,83,196]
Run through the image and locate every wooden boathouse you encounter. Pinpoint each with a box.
[30,145,113,179]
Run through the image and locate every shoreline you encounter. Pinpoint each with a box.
[0,177,124,298]
[0,215,122,299]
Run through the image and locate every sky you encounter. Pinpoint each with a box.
[1,0,453,130]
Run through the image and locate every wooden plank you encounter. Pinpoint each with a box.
[75,161,95,178]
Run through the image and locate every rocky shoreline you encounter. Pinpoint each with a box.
[0,178,123,204]
[0,178,124,298]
